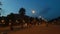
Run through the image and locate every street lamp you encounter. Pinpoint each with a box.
[32,10,35,17]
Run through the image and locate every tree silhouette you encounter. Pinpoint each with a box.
[7,13,14,19]
[19,8,26,16]
[7,13,14,31]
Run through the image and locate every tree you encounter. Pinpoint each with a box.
[8,13,14,31]
[19,8,26,16]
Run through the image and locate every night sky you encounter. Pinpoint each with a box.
[0,0,60,20]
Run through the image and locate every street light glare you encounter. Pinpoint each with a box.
[32,10,35,14]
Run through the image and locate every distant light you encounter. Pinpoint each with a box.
[39,16,42,18]
[9,23,11,25]
[1,20,5,23]
[16,20,19,23]
[32,10,35,14]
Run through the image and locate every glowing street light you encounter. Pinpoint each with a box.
[31,10,36,17]
[32,10,35,14]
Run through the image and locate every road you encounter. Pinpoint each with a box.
[7,23,60,34]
